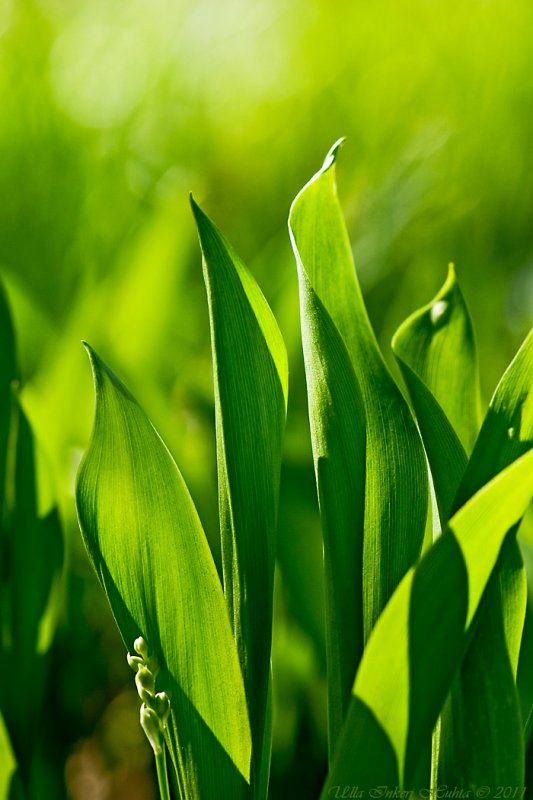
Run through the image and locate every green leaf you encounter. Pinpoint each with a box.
[435,329,533,787]
[394,264,481,453]
[191,199,288,796]
[289,142,427,751]
[0,282,16,524]
[76,346,252,798]
[0,709,17,800]
[322,448,533,792]
[0,286,64,793]
[392,265,480,521]
[293,272,366,756]
[455,328,533,513]
[0,395,64,788]
[393,277,532,787]
[436,539,525,789]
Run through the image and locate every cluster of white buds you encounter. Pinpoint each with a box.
[127,636,170,755]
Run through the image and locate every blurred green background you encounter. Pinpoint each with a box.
[1,0,533,795]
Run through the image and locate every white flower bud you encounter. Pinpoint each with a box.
[153,692,170,726]
[127,653,143,671]
[133,637,149,659]
[140,704,163,755]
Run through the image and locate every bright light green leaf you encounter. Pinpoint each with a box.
[0,709,17,800]
[455,328,533,513]
[289,142,427,752]
[323,449,533,793]
[76,346,252,798]
[394,264,481,454]
[191,198,288,797]
[459,329,533,678]
[392,266,479,521]
[435,329,533,787]
[393,276,531,787]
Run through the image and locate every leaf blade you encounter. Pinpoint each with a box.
[391,266,478,521]
[289,143,427,754]
[394,286,532,787]
[289,141,428,640]
[191,199,288,796]
[436,329,533,787]
[76,346,251,798]
[322,449,533,792]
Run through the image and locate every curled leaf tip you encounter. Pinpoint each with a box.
[82,340,98,365]
[321,137,346,172]
[443,263,458,291]
[430,299,449,326]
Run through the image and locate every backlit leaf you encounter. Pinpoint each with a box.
[436,329,533,787]
[191,199,288,796]
[392,265,479,521]
[76,346,252,799]
[0,709,17,800]
[289,142,427,753]
[322,449,533,792]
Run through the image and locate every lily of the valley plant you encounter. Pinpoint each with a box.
[75,142,533,799]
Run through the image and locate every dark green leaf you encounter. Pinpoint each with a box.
[191,199,288,796]
[0,393,64,786]
[0,281,16,525]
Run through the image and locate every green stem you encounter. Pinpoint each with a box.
[155,747,171,800]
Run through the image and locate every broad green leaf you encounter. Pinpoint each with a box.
[392,266,479,521]
[297,272,366,756]
[394,264,481,454]
[457,329,533,678]
[191,199,288,797]
[322,449,533,793]
[289,142,427,751]
[436,540,524,789]
[393,277,531,786]
[76,346,252,799]
[435,329,533,787]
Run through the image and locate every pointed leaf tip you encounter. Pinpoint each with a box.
[82,340,99,366]
[322,137,346,171]
[189,193,206,227]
